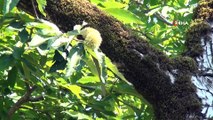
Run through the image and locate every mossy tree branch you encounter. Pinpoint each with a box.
[17,0,204,119]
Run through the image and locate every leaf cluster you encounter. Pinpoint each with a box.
[0,1,154,119]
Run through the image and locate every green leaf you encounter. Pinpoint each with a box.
[12,46,24,60]
[26,20,61,36]
[90,0,104,5]
[50,35,72,49]
[101,1,127,8]
[18,13,35,22]
[49,60,67,72]
[39,55,47,66]
[0,16,15,27]
[114,83,142,99]
[9,21,24,30]
[18,28,29,43]
[83,52,99,77]
[60,84,83,101]
[62,111,93,120]
[0,0,4,14]
[105,57,129,84]
[150,0,159,6]
[28,34,47,47]
[103,8,143,24]
[7,66,18,88]
[2,0,20,15]
[0,54,14,71]
[21,58,37,72]
[36,0,47,16]
[52,50,65,62]
[49,50,67,72]
[66,45,82,77]
[12,41,23,57]
[146,7,161,16]
[77,76,99,84]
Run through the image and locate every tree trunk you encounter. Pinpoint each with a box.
[17,0,212,119]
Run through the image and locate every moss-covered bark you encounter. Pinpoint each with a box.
[185,0,213,58]
[184,0,213,118]
[18,0,206,119]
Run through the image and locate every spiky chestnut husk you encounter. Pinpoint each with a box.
[80,27,102,50]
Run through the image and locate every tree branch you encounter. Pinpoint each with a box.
[7,85,37,119]
[17,0,204,119]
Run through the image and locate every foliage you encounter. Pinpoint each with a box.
[0,0,155,119]
[91,0,198,56]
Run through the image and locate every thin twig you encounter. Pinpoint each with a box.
[31,0,39,19]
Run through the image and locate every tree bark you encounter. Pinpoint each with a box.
[184,0,213,118]
[17,0,209,119]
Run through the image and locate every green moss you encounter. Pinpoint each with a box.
[194,0,213,19]
[185,19,211,57]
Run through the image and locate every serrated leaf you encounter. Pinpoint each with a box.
[103,8,143,24]
[2,0,20,15]
[7,66,18,88]
[85,49,107,95]
[0,54,14,71]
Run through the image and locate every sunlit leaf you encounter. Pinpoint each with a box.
[29,34,48,47]
[61,84,82,100]
[103,8,143,24]
[146,7,161,16]
[2,0,20,15]
[83,52,99,76]
[101,1,127,8]
[77,76,99,84]
[36,0,47,16]
[105,57,129,84]
[66,45,82,77]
